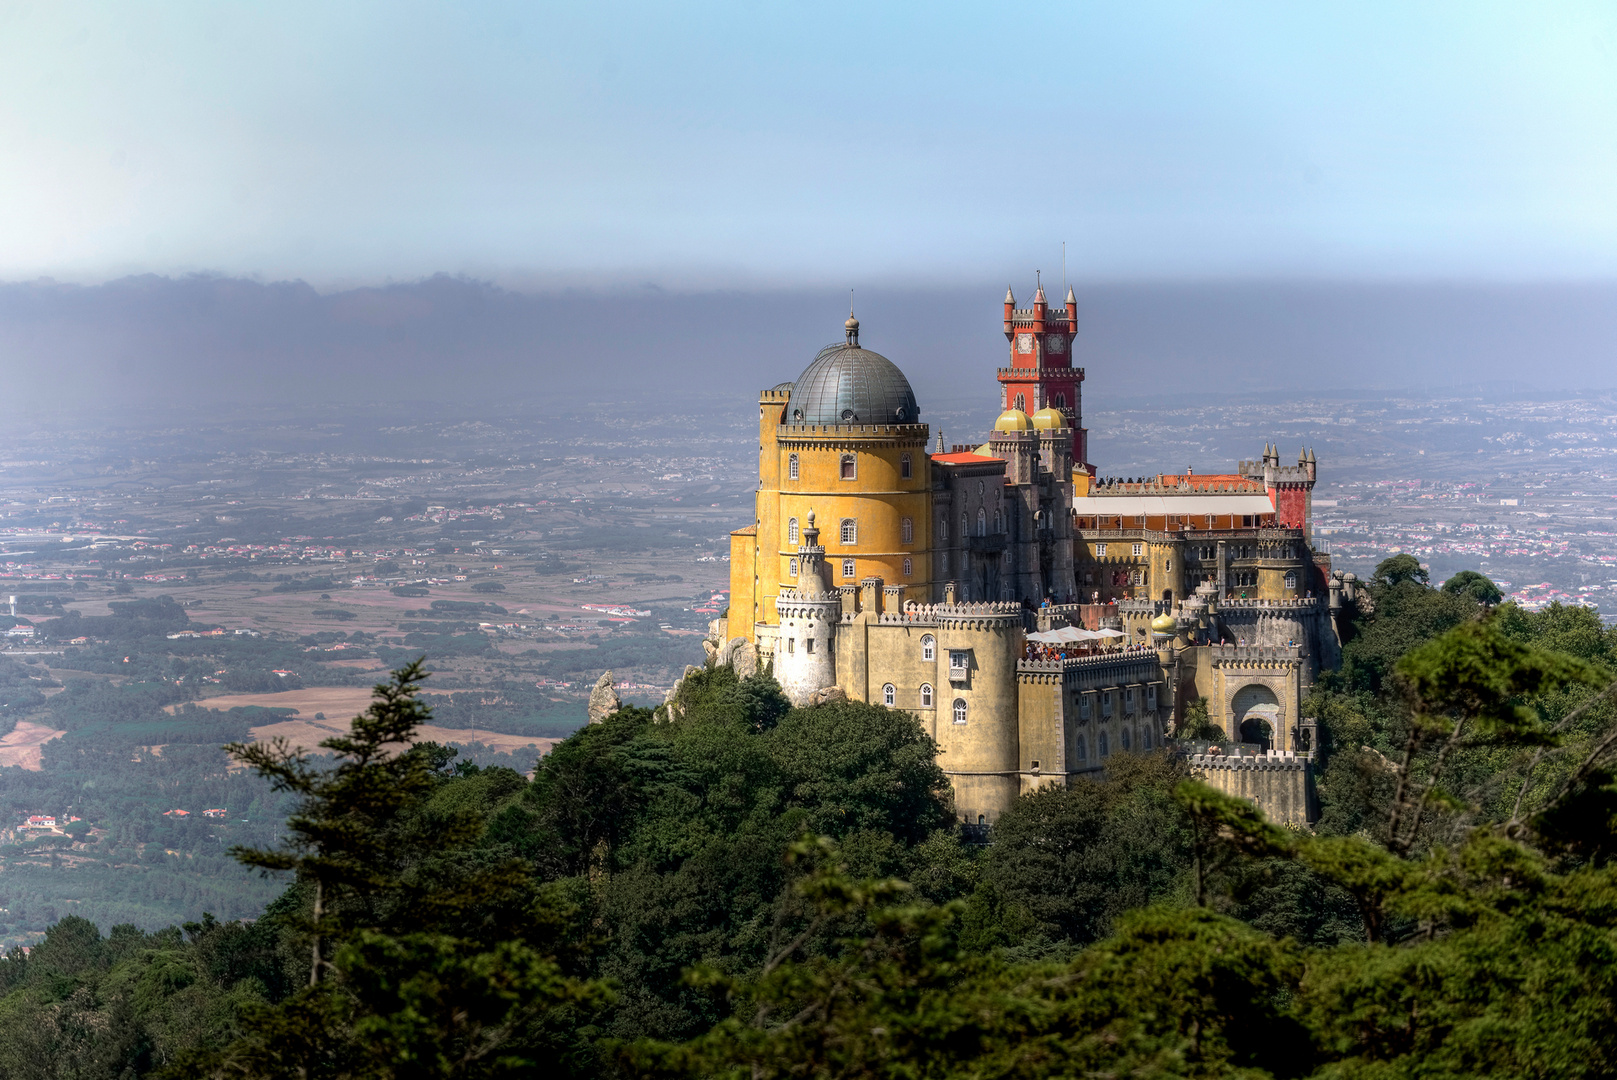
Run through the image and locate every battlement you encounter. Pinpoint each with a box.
[777,423,931,444]
[1017,648,1162,678]
[1186,749,1315,825]
[1217,597,1320,612]
[875,600,1023,627]
[1206,643,1303,666]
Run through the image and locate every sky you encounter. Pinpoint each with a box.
[3,1,1616,287]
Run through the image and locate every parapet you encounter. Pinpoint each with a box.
[877,600,1024,628]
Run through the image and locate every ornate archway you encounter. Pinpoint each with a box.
[1230,682,1281,751]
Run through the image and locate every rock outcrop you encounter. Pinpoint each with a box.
[809,686,847,707]
[587,671,622,724]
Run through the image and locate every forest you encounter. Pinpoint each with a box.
[2,555,1616,1078]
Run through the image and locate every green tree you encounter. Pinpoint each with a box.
[1442,569,1504,606]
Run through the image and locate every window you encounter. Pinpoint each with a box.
[805,638,814,653]
[788,517,799,544]
[788,558,798,578]
[1030,759,1040,773]
[788,454,799,480]
[1054,392,1066,409]
[1142,728,1152,749]
[920,683,933,707]
[1076,736,1087,761]
[1125,687,1136,713]
[1285,570,1298,590]
[960,513,968,539]
[840,518,857,545]
[842,559,855,578]
[953,699,968,725]
[1014,393,1026,411]
[902,517,913,544]
[921,635,935,661]
[978,480,985,496]
[1079,695,1091,720]
[940,552,948,573]
[1098,731,1109,758]
[902,558,912,577]
[1121,728,1131,751]
[1095,543,1107,557]
[977,509,986,536]
[787,638,795,653]
[949,650,970,680]
[883,683,896,706]
[939,520,948,542]
[1206,515,1216,528]
[900,454,912,479]
[1132,542,1143,557]
[994,509,1002,533]
[840,454,856,480]
[1102,691,1113,718]
[1146,685,1157,710]
[1165,558,1171,572]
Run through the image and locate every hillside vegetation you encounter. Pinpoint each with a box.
[3,558,1617,1078]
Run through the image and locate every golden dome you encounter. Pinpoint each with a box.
[994,408,1033,432]
[1150,612,1177,634]
[1031,406,1068,430]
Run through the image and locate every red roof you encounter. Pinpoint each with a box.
[932,452,1003,465]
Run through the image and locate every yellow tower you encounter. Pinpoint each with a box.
[730,317,932,652]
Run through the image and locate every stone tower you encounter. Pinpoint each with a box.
[999,282,1088,470]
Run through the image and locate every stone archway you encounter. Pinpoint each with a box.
[1230,682,1281,751]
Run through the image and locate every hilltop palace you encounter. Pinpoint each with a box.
[718,285,1364,826]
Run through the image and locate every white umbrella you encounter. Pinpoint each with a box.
[1093,628,1126,638]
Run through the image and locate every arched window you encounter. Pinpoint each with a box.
[902,557,912,577]
[977,480,985,497]
[1142,727,1152,749]
[788,454,799,480]
[960,513,968,538]
[921,634,935,661]
[1014,393,1026,411]
[1054,392,1066,409]
[993,509,1002,533]
[840,454,856,480]
[901,517,914,544]
[883,683,896,706]
[939,552,949,573]
[920,683,933,707]
[900,453,912,479]
[938,519,948,542]
[976,509,986,536]
[840,518,857,545]
[1121,728,1131,751]
[953,699,968,725]
[788,518,799,544]
[842,559,855,578]
[1285,570,1298,590]
[1098,731,1109,757]
[788,558,798,578]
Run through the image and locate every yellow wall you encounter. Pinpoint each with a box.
[727,527,756,638]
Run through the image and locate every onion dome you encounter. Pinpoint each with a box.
[786,319,920,425]
[994,408,1033,432]
[1150,612,1177,635]
[1031,406,1068,431]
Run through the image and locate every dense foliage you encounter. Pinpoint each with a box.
[4,557,1617,1077]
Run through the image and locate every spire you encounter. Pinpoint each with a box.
[1033,271,1046,306]
[936,430,944,453]
[1299,445,1307,465]
[1065,285,1076,305]
[1004,285,1015,305]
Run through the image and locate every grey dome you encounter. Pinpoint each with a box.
[786,331,919,426]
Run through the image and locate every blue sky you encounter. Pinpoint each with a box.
[2,1,1614,286]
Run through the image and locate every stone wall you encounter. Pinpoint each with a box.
[1188,750,1315,826]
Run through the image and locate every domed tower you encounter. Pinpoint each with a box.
[729,316,933,660]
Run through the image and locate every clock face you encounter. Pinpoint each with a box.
[1016,333,1033,353]
[1046,335,1067,354]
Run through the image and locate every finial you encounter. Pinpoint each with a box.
[1034,271,1046,304]
[1065,284,1076,305]
[844,313,860,346]
[936,430,944,453]
[807,509,815,526]
[1004,284,1015,304]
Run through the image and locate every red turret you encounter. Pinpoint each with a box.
[996,281,1088,470]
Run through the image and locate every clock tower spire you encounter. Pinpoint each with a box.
[996,281,1088,471]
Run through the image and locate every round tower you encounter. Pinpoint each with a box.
[774,511,841,706]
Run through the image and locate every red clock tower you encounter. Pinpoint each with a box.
[998,281,1089,470]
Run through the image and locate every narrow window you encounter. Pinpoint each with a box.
[1095,543,1106,557]
[902,557,912,577]
[1014,393,1026,411]
[840,454,856,480]
[1079,696,1091,720]
[953,699,968,725]
[787,638,795,654]
[976,509,986,536]
[902,517,914,544]
[900,453,912,479]
[1121,728,1131,751]
[921,635,935,661]
[842,559,855,578]
[840,518,857,545]
[788,517,799,544]
[1098,731,1109,757]
[806,638,814,653]
[939,520,948,542]
[788,558,798,578]
[788,454,799,480]
[1054,392,1066,409]
[960,513,968,539]
[1132,542,1143,557]
[1142,728,1153,749]
[1285,570,1298,590]
[883,683,896,706]
[1076,736,1087,761]
[940,552,949,573]
[920,683,933,707]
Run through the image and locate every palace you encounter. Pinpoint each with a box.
[722,285,1358,826]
